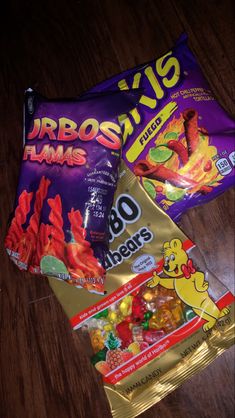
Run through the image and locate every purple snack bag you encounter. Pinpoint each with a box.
[5,89,140,294]
[88,33,235,221]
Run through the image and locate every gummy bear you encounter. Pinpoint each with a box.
[116,321,133,348]
[132,325,144,343]
[143,329,165,344]
[131,295,146,322]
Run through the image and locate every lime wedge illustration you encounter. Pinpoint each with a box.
[149,146,173,163]
[40,255,68,276]
[143,180,156,199]
[166,187,186,202]
[164,132,178,140]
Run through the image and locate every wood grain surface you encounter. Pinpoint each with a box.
[0,1,234,417]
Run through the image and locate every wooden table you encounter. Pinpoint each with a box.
[0,1,234,417]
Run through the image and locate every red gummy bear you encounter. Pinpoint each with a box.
[131,295,146,322]
[116,321,133,348]
[143,329,165,344]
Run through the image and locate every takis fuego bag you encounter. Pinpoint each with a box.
[88,33,235,221]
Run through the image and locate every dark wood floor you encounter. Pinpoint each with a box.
[0,1,234,417]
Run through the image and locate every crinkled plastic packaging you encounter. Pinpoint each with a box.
[49,161,234,418]
[88,33,235,221]
[5,89,141,294]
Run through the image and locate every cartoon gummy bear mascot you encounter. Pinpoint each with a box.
[148,238,229,331]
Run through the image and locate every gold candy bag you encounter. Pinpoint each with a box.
[49,161,234,418]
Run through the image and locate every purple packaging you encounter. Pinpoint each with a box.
[89,33,235,221]
[5,89,140,294]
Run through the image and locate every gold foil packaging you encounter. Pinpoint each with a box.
[49,161,234,418]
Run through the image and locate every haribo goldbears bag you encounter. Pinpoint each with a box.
[49,161,234,418]
[88,33,235,221]
[5,89,141,294]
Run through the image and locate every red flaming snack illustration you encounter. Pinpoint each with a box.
[47,194,65,261]
[5,177,105,294]
[134,109,223,206]
[183,108,200,155]
[5,190,33,252]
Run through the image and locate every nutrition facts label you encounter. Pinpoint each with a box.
[216,157,233,176]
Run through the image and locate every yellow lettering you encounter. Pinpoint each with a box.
[156,52,180,89]
[118,114,134,144]
[126,102,178,163]
[144,67,164,100]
